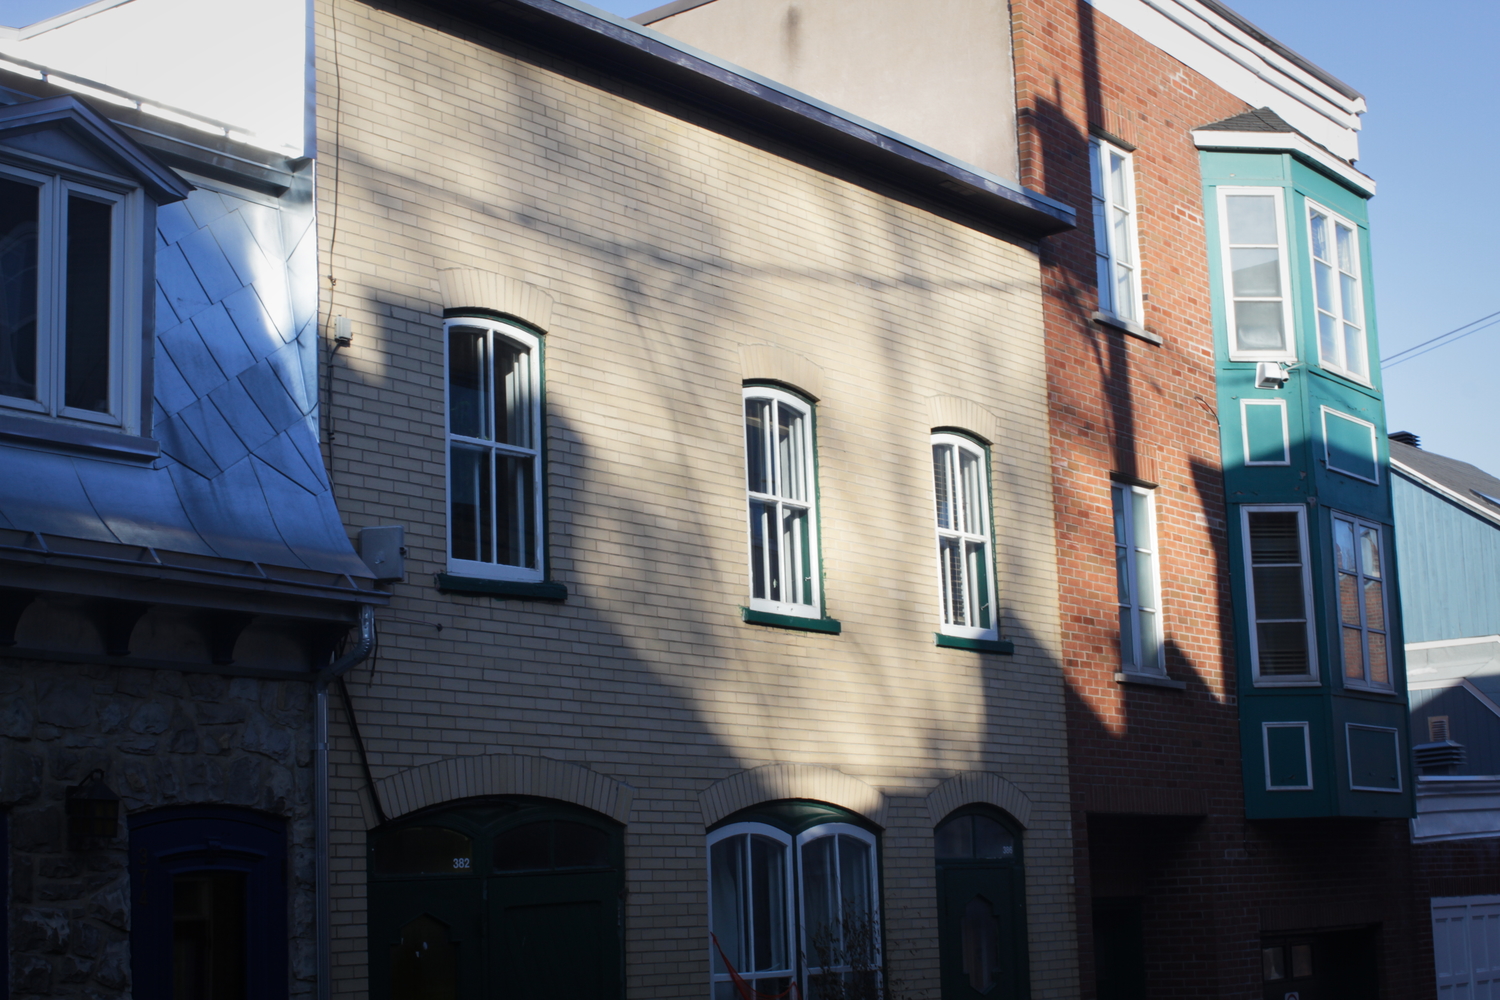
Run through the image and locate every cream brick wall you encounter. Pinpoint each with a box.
[314,1,1076,996]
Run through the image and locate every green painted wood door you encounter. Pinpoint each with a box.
[491,870,621,999]
[370,878,483,1000]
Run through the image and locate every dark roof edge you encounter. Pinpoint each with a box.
[631,0,716,24]
[1194,0,1363,103]
[447,0,1074,236]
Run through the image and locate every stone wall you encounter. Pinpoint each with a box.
[0,658,317,998]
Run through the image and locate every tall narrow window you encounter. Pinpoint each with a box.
[745,385,820,617]
[1334,514,1390,689]
[0,167,127,426]
[933,433,996,640]
[1308,203,1367,379]
[446,317,543,581]
[1242,506,1318,684]
[708,806,880,1000]
[1220,188,1293,360]
[1091,139,1142,323]
[1113,483,1162,675]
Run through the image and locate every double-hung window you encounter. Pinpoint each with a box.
[1334,514,1390,689]
[0,165,134,430]
[1219,187,1294,360]
[445,317,543,581]
[744,385,820,617]
[1112,483,1162,674]
[1090,139,1142,324]
[1307,203,1367,380]
[1241,506,1318,684]
[933,433,996,640]
[708,818,879,1000]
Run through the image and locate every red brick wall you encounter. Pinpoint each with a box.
[1010,1,1427,996]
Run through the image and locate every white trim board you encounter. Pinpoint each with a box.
[1192,129,1375,196]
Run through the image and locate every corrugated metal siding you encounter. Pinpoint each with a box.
[1394,473,1500,642]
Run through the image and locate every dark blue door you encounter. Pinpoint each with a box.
[130,806,288,999]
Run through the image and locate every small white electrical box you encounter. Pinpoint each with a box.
[334,315,352,348]
[1254,361,1289,390]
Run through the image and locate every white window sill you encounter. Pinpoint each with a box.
[1092,311,1162,346]
[446,558,544,584]
[1115,671,1185,690]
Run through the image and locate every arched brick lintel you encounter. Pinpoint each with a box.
[928,395,1003,446]
[925,771,1033,829]
[370,754,635,829]
[699,764,887,829]
[439,266,555,332]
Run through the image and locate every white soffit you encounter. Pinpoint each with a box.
[1084,0,1365,163]
[1191,129,1375,196]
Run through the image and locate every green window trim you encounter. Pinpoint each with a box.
[934,633,1014,654]
[437,573,568,601]
[741,607,842,634]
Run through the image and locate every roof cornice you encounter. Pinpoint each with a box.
[1191,127,1375,196]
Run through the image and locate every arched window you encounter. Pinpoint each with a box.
[744,384,822,618]
[707,801,880,999]
[368,797,623,1000]
[934,806,1027,1000]
[932,432,997,641]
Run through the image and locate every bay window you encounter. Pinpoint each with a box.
[1219,187,1293,360]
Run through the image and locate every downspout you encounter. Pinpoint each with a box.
[314,603,375,1000]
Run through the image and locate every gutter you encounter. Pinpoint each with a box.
[314,604,376,1000]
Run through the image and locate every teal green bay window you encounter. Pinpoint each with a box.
[1241,506,1319,686]
[1307,202,1368,381]
[933,433,997,642]
[446,317,544,582]
[1334,514,1391,690]
[745,385,822,619]
[1218,186,1295,362]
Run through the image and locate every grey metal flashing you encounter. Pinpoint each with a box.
[0,94,192,203]
[0,412,160,460]
[420,0,1075,236]
[1194,0,1363,102]
[631,0,718,24]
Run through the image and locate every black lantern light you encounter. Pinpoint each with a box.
[66,769,120,850]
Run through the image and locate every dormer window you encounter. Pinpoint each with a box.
[1,167,131,428]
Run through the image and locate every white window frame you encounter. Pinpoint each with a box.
[1306,200,1369,383]
[0,158,140,433]
[706,821,881,1000]
[1320,406,1380,485]
[443,316,545,582]
[1333,513,1393,691]
[744,384,822,618]
[1090,138,1144,324]
[1240,504,1321,686]
[932,432,997,641]
[1217,186,1296,363]
[1113,483,1164,675]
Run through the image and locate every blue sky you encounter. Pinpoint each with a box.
[0,1,102,28]
[588,0,1500,474]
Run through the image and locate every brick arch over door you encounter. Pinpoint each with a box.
[698,763,887,828]
[370,754,635,828]
[925,771,1034,828]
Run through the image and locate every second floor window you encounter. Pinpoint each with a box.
[1242,506,1318,684]
[933,433,996,640]
[1334,514,1390,689]
[1090,139,1142,323]
[1,166,130,428]
[1308,203,1367,380]
[1113,484,1163,674]
[744,385,820,617]
[1220,187,1293,361]
[446,317,543,581]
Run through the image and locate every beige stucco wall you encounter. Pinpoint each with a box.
[315,0,1072,996]
[643,0,1020,183]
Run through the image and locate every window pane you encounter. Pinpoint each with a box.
[802,836,836,961]
[375,826,474,875]
[1369,632,1389,686]
[64,195,113,413]
[1360,527,1382,577]
[776,401,806,502]
[746,399,770,494]
[174,872,247,1000]
[494,339,529,448]
[1309,211,1329,261]
[933,444,954,530]
[967,540,991,630]
[1314,261,1335,313]
[710,838,746,973]
[1234,301,1285,352]
[1340,272,1360,326]
[1336,222,1356,272]
[1119,606,1136,668]
[0,177,39,402]
[1138,608,1160,671]
[1291,944,1313,979]
[1338,572,1360,626]
[838,836,872,921]
[750,834,788,971]
[962,896,1001,994]
[494,454,534,568]
[782,506,810,605]
[449,445,490,562]
[1250,512,1302,563]
[1115,264,1135,320]
[1226,194,1279,245]
[553,821,610,868]
[1333,518,1357,572]
[1343,627,1365,680]
[971,816,1014,859]
[749,499,774,601]
[1112,211,1132,267]
[448,326,486,439]
[1318,313,1338,364]
[1254,566,1307,620]
[1257,621,1309,676]
[1134,549,1156,611]
[941,536,965,626]
[1364,579,1385,631]
[1109,152,1127,205]
[960,449,984,536]
[1344,324,1366,376]
[935,815,972,859]
[1263,946,1285,981]
[1230,247,1282,298]
[494,821,550,871]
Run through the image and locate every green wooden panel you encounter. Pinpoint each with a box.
[1263,723,1311,789]
[1346,725,1401,791]
[938,864,1027,1000]
[1242,400,1288,465]
[1322,408,1378,483]
[368,879,483,1000]
[492,871,622,1000]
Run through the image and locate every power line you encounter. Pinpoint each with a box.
[1383,309,1500,369]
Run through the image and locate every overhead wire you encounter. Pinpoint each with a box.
[1382,309,1500,369]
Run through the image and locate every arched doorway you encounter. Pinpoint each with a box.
[934,806,1028,999]
[368,797,624,1000]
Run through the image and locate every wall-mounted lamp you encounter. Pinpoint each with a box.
[66,769,119,850]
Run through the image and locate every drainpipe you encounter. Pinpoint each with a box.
[314,604,375,1000]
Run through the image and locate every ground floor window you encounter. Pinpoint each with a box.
[934,806,1027,1000]
[367,797,624,1000]
[708,801,881,1000]
[128,806,287,999]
